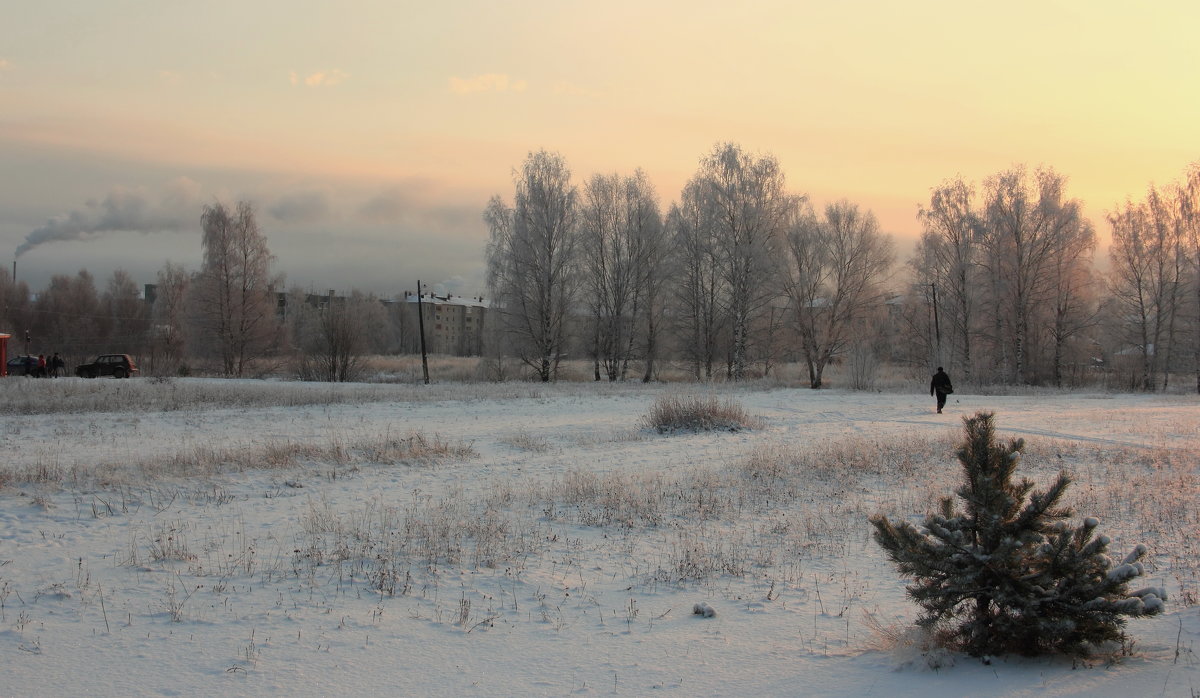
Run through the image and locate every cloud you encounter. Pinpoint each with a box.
[16,179,204,258]
[356,187,476,231]
[448,73,527,95]
[161,176,204,210]
[268,190,332,223]
[157,69,183,85]
[358,188,415,223]
[291,69,349,87]
[0,59,10,72]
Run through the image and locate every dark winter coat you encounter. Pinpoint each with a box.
[931,370,953,396]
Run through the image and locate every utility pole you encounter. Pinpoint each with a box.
[416,280,430,385]
[931,282,942,368]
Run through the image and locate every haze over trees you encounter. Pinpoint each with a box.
[1107,184,1189,391]
[482,149,1200,391]
[908,167,1098,387]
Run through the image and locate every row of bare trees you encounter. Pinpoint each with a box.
[0,267,146,371]
[908,167,1099,386]
[486,146,1200,390]
[1106,165,1200,392]
[6,154,1200,389]
[485,144,896,387]
[1,201,404,380]
[906,162,1200,390]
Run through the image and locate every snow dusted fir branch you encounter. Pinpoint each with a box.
[870,411,1165,658]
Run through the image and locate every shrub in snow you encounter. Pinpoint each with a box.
[870,411,1164,658]
[643,394,761,434]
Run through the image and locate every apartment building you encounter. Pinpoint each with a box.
[404,292,488,356]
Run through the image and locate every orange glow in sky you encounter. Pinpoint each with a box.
[2,1,1198,293]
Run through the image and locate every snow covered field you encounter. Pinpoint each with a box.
[1,378,1199,696]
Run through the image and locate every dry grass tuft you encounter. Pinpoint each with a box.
[642,394,763,434]
[500,430,552,453]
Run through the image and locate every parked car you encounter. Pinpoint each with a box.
[6,355,40,377]
[75,354,139,379]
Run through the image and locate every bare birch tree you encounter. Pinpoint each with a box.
[579,173,623,381]
[1145,186,1187,390]
[485,150,579,382]
[915,176,983,378]
[691,143,790,379]
[784,200,895,388]
[151,261,190,374]
[631,174,671,383]
[1108,187,1186,391]
[290,290,383,382]
[1045,222,1098,387]
[579,170,664,381]
[194,201,281,377]
[981,167,1089,383]
[1179,163,1200,393]
[668,181,726,379]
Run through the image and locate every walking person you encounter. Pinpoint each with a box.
[930,366,953,413]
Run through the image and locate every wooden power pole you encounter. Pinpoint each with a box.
[416,280,430,385]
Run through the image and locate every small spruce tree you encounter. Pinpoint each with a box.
[871,411,1165,657]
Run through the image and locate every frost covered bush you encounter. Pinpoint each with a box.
[871,411,1165,658]
[642,394,762,433]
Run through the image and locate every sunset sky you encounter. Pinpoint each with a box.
[2,1,1198,297]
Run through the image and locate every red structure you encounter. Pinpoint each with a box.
[0,333,9,377]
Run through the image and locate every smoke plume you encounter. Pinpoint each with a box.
[16,179,201,258]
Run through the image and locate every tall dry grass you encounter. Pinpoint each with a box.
[0,375,559,416]
[0,430,476,490]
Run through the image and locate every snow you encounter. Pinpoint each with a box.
[2,380,1199,696]
[1108,563,1145,583]
[1126,544,1150,563]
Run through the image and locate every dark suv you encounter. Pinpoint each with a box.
[76,354,139,379]
[6,355,40,376]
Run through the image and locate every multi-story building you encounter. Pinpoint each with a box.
[403,292,488,356]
